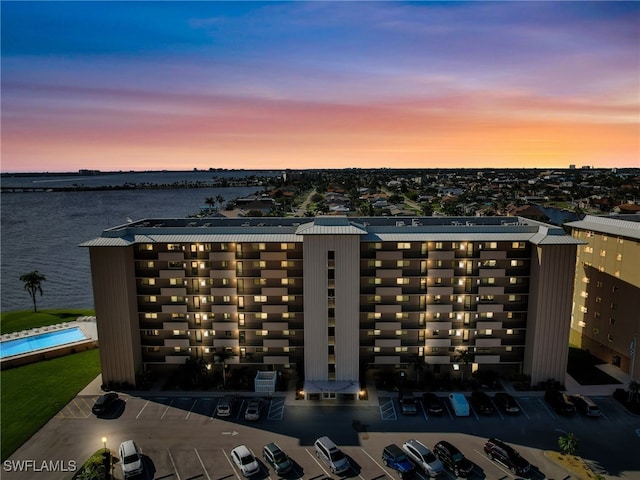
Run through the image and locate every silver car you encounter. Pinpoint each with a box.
[402,439,444,477]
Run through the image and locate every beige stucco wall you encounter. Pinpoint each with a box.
[524,244,577,386]
[89,247,141,386]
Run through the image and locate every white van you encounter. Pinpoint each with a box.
[314,436,350,474]
[448,393,470,416]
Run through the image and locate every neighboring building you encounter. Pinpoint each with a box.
[81,216,581,397]
[566,214,640,380]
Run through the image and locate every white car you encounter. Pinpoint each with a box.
[231,445,261,477]
[118,440,144,478]
[402,439,444,477]
[244,399,262,421]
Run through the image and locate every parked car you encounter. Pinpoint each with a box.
[263,442,293,475]
[244,399,263,421]
[401,439,444,477]
[399,391,418,415]
[470,391,495,415]
[231,445,261,477]
[493,392,520,414]
[545,390,576,416]
[314,436,350,474]
[570,394,602,417]
[118,440,144,479]
[421,393,444,416]
[448,393,470,416]
[382,444,415,478]
[92,392,119,416]
[433,440,474,478]
[483,438,530,476]
[216,395,236,417]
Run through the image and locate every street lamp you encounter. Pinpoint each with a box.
[101,436,107,453]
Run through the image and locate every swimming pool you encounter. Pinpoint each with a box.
[0,327,88,359]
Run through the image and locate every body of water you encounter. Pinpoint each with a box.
[1,173,268,312]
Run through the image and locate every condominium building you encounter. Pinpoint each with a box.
[82,215,580,398]
[566,214,640,380]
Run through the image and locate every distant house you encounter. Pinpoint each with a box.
[613,203,640,214]
[507,204,548,221]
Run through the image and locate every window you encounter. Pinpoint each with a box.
[434,242,443,250]
[369,278,382,285]
[510,259,524,267]
[147,296,157,303]
[281,278,295,285]
[431,347,440,352]
[395,330,407,336]
[368,260,382,268]
[142,278,156,286]
[368,295,382,303]
[600,250,606,257]
[281,243,295,250]
[397,242,411,250]
[396,278,409,285]
[482,259,497,267]
[253,243,266,251]
[610,318,616,326]
[369,242,382,250]
[281,260,294,268]
[144,313,157,319]
[254,295,267,302]
[367,330,381,336]
[608,334,614,342]
[396,312,409,319]
[485,242,497,249]
[395,346,408,352]
[584,246,593,254]
[256,312,268,319]
[368,312,381,319]
[253,260,267,268]
[396,260,410,267]
[223,295,231,303]
[616,253,622,261]
[282,295,294,302]
[395,295,409,302]
[256,330,268,336]
[512,242,525,249]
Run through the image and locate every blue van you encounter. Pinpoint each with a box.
[448,393,470,416]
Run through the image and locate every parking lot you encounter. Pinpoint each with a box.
[8,389,638,480]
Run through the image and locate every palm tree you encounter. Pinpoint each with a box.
[20,271,46,312]
[409,353,426,387]
[215,348,235,388]
[215,194,225,211]
[558,432,579,456]
[453,347,474,383]
[182,357,208,388]
[204,197,216,213]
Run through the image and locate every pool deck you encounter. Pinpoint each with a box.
[0,316,99,369]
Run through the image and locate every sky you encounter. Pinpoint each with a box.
[1,1,639,172]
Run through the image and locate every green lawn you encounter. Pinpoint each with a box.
[1,349,101,461]
[0,309,94,334]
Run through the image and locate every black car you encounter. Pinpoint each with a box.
[263,442,293,475]
[470,391,494,414]
[421,393,444,415]
[399,391,418,415]
[382,444,415,478]
[92,392,119,415]
[433,441,474,477]
[494,392,520,414]
[545,390,576,416]
[483,438,530,476]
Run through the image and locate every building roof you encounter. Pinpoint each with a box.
[566,214,640,241]
[80,215,581,247]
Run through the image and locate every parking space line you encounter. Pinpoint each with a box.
[185,399,198,419]
[223,448,242,480]
[517,398,530,420]
[538,398,556,418]
[379,398,397,420]
[161,399,174,420]
[136,400,150,419]
[167,448,181,480]
[305,448,332,478]
[360,448,391,478]
[194,448,211,480]
[267,398,285,420]
[236,399,245,420]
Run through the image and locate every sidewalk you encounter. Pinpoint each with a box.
[79,362,633,405]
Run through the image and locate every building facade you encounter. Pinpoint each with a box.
[82,216,580,397]
[566,214,640,380]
